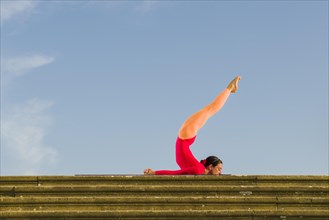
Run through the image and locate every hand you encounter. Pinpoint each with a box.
[144,168,155,175]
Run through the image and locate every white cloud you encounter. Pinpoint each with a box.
[0,0,37,24]
[1,98,57,175]
[1,54,55,86]
[135,0,162,13]
[1,2,59,175]
[141,1,158,11]
[2,54,55,77]
[87,0,163,13]
[1,53,56,174]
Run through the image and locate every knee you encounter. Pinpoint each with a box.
[178,127,196,139]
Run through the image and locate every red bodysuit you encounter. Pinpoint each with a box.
[155,136,205,175]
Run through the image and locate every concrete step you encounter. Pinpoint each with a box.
[1,210,329,219]
[2,195,328,204]
[1,175,328,219]
[1,175,328,186]
[1,185,328,197]
[2,196,328,215]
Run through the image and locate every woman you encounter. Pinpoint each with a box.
[144,76,241,175]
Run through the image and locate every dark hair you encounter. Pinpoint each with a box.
[200,156,222,168]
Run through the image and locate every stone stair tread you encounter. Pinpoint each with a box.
[1,175,328,219]
[2,185,328,190]
[1,209,329,217]
[2,195,329,203]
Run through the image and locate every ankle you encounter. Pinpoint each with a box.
[226,76,241,93]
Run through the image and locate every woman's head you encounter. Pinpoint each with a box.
[200,156,223,175]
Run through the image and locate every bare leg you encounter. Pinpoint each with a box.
[178,76,241,139]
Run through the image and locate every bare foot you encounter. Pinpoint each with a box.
[226,76,241,93]
[144,168,155,175]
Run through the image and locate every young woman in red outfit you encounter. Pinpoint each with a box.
[144,76,241,175]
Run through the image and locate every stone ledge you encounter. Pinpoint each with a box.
[1,210,329,218]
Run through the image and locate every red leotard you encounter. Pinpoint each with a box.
[155,136,205,175]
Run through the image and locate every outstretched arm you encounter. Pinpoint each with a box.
[144,166,201,175]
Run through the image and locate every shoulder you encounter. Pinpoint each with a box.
[196,163,205,175]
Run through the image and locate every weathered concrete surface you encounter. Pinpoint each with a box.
[1,175,328,219]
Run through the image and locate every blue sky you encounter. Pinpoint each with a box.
[1,0,328,175]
